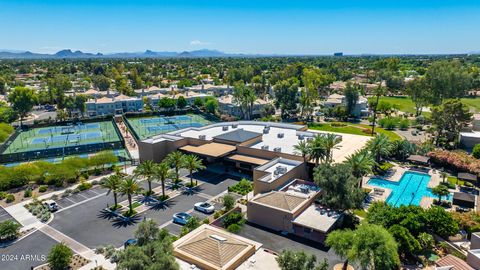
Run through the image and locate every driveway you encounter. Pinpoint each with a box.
[0,231,57,270]
[237,223,343,267]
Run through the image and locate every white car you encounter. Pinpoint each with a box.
[43,200,58,212]
[194,202,215,214]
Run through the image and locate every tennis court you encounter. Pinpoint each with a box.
[126,114,210,140]
[4,121,122,154]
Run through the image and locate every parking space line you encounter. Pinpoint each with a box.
[89,189,101,195]
[64,197,77,204]
[77,193,90,200]
[56,192,107,214]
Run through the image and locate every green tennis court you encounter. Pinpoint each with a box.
[126,114,211,140]
[4,121,122,154]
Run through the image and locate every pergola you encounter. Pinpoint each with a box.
[407,155,430,165]
[458,172,478,183]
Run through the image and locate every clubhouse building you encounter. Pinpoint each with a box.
[138,121,369,244]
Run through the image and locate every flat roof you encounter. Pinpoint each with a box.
[256,158,302,183]
[226,154,269,166]
[407,155,430,164]
[179,143,236,158]
[458,172,477,181]
[173,224,260,270]
[213,129,262,144]
[453,192,476,203]
[292,204,342,233]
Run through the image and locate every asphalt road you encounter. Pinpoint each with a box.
[0,231,57,270]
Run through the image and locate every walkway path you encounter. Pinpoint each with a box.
[115,118,139,160]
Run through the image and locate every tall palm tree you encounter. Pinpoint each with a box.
[183,154,206,187]
[370,84,386,135]
[119,176,140,214]
[345,151,375,187]
[153,161,172,200]
[134,160,155,196]
[102,174,122,209]
[166,151,185,187]
[366,134,392,164]
[293,140,310,162]
[323,133,342,163]
[309,135,327,165]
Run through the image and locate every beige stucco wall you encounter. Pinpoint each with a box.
[247,201,294,232]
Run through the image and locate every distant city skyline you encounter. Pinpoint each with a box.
[1,0,479,55]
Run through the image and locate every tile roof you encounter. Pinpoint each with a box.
[436,254,473,270]
[253,191,306,211]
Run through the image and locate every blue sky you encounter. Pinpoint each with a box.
[0,0,479,55]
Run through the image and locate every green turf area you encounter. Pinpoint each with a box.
[368,96,419,115]
[460,97,480,113]
[126,114,211,140]
[3,121,121,154]
[308,122,402,140]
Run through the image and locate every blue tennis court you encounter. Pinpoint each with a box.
[37,123,101,134]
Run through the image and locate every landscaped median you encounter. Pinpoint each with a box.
[308,122,402,140]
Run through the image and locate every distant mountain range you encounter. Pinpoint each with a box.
[0,49,257,59]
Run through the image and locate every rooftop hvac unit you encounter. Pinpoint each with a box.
[199,135,206,140]
[263,127,270,134]
[298,134,305,140]
[232,124,238,128]
[273,147,281,152]
[276,166,287,174]
[261,145,269,150]
[277,133,284,138]
[222,126,229,131]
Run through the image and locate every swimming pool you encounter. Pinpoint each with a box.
[368,171,452,207]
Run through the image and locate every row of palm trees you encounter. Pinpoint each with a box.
[293,133,343,165]
[294,132,394,188]
[102,151,205,214]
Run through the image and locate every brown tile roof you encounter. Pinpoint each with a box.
[436,255,473,270]
[254,191,306,211]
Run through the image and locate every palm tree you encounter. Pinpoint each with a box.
[345,151,374,187]
[183,154,206,187]
[153,162,171,200]
[166,151,185,187]
[323,133,342,163]
[134,160,155,196]
[293,140,310,162]
[370,84,386,135]
[366,133,392,164]
[119,176,140,214]
[309,135,327,165]
[102,174,122,210]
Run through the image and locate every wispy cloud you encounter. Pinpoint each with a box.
[190,40,211,46]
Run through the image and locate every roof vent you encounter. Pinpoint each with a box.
[263,127,270,134]
[277,133,284,138]
[232,124,238,128]
[261,145,269,150]
[298,134,305,140]
[199,135,206,140]
[273,147,281,152]
[210,234,227,242]
[222,126,229,131]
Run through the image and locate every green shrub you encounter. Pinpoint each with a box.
[399,119,410,130]
[78,181,93,191]
[5,194,15,203]
[227,224,242,233]
[0,191,6,200]
[24,188,32,198]
[222,212,245,232]
[228,179,253,195]
[441,181,455,189]
[39,185,48,193]
[473,144,480,159]
[0,220,21,242]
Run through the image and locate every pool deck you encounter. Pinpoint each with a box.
[362,164,446,209]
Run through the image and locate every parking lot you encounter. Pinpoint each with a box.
[55,187,108,210]
[237,223,343,267]
[0,206,14,222]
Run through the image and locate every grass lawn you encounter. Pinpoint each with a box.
[460,97,480,113]
[447,176,464,186]
[308,122,402,140]
[368,96,419,115]
[131,201,142,209]
[353,209,367,218]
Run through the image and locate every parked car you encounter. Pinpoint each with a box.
[124,238,138,249]
[194,202,215,214]
[43,200,58,212]
[173,212,192,225]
